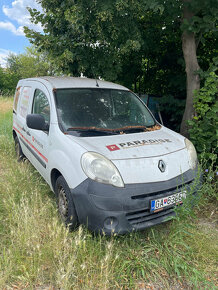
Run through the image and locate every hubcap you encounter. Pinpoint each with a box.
[58,186,68,221]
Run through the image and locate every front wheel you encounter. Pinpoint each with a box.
[55,176,79,230]
[14,136,25,162]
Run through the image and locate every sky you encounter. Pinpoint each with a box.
[0,0,43,67]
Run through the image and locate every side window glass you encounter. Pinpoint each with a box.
[19,86,31,118]
[32,89,50,123]
[13,86,21,112]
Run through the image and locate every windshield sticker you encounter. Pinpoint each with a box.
[106,139,172,151]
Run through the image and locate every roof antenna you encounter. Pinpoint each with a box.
[91,66,99,87]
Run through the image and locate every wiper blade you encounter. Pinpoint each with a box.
[66,125,160,135]
[66,127,120,135]
[114,125,161,132]
[113,126,148,132]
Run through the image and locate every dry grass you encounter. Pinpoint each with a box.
[0,97,13,114]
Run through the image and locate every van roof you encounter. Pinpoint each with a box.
[22,76,128,91]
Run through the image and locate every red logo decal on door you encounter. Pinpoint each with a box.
[106,145,120,151]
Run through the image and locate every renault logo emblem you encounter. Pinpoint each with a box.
[158,160,166,173]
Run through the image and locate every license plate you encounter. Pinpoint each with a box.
[150,191,187,212]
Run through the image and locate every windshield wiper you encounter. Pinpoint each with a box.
[114,125,162,133]
[66,125,159,135]
[66,127,120,135]
[113,126,148,133]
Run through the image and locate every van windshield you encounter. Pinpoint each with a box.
[55,88,156,136]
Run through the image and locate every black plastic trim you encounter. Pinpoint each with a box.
[70,167,202,234]
[20,138,46,168]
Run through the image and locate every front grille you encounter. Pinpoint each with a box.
[126,181,191,229]
[126,207,175,228]
[131,180,193,200]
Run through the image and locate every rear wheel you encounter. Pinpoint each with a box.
[14,136,25,162]
[55,176,78,230]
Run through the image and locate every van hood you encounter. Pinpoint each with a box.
[68,126,186,160]
[68,127,185,160]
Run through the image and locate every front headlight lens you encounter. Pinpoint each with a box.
[185,138,198,169]
[81,152,124,187]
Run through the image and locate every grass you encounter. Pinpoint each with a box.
[0,96,217,289]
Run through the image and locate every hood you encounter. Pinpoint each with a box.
[67,126,186,160]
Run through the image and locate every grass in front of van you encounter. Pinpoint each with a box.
[0,97,217,289]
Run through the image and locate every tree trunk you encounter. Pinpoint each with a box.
[180,2,200,137]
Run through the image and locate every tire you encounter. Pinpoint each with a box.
[15,136,25,162]
[55,175,79,230]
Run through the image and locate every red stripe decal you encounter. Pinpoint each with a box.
[13,126,48,163]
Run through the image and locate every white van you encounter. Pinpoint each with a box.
[13,77,201,234]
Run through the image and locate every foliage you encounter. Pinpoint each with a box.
[180,0,218,35]
[200,154,218,202]
[24,0,189,97]
[0,66,19,94]
[0,47,58,95]
[24,0,218,133]
[24,0,218,86]
[188,70,218,162]
[7,47,58,79]
[25,1,165,81]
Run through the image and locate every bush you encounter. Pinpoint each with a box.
[188,72,218,164]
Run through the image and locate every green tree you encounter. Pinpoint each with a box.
[0,47,59,93]
[25,0,218,136]
[0,66,5,93]
[179,0,218,136]
[188,66,218,163]
[25,1,186,95]
[6,46,57,79]
[0,65,18,94]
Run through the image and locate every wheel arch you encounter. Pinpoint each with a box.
[50,168,62,192]
[12,129,17,140]
[48,149,87,192]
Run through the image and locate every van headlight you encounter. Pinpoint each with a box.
[81,152,124,187]
[185,138,198,169]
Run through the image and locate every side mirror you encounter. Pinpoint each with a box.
[26,114,49,131]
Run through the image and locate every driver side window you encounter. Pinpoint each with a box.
[32,89,50,124]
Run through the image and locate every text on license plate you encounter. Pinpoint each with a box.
[150,191,187,212]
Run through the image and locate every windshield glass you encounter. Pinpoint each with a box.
[55,88,156,135]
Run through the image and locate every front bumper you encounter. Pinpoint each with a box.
[71,168,202,235]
